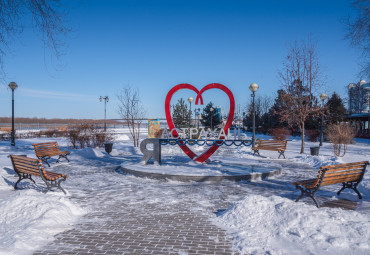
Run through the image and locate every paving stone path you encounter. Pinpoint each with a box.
[33,155,359,255]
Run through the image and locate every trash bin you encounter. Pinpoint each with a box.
[310,146,319,156]
[104,143,113,154]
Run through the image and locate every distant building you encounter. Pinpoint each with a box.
[347,80,370,138]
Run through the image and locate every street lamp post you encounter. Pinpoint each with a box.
[188,97,193,127]
[8,82,18,146]
[194,108,200,128]
[319,93,327,146]
[249,83,259,147]
[210,107,214,129]
[99,96,109,131]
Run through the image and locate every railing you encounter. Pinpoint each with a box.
[0,123,126,131]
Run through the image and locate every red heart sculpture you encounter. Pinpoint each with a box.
[165,83,235,163]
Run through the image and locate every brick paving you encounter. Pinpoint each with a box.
[33,156,352,255]
[33,160,250,255]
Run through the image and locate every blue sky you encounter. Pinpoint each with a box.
[0,0,363,120]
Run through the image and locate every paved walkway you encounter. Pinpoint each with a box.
[32,155,362,255]
[33,159,247,255]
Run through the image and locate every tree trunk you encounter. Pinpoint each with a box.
[300,121,305,154]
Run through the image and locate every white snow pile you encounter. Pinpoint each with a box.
[217,194,370,255]
[114,134,130,141]
[292,154,342,169]
[72,147,104,159]
[0,190,85,255]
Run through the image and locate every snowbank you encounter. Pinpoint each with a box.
[0,190,85,255]
[217,194,370,255]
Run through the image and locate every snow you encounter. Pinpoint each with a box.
[0,129,370,254]
[217,195,370,254]
[122,158,281,176]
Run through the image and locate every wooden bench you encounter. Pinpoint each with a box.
[0,127,14,140]
[293,161,369,207]
[32,141,71,167]
[0,127,12,133]
[9,155,68,194]
[252,139,287,159]
[58,126,68,132]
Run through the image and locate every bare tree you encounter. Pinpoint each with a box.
[345,0,370,78]
[0,0,70,78]
[117,86,146,147]
[277,39,324,153]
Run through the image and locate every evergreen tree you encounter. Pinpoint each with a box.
[201,102,221,128]
[172,98,191,128]
[242,104,253,129]
[261,89,288,133]
[326,92,347,124]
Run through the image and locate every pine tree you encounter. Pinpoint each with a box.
[326,92,347,124]
[172,98,191,128]
[200,102,222,128]
[269,90,289,128]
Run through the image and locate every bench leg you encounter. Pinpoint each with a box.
[56,154,70,164]
[14,173,36,189]
[57,177,67,195]
[43,177,67,195]
[253,150,260,156]
[278,151,285,159]
[295,185,320,208]
[39,156,51,167]
[337,182,362,199]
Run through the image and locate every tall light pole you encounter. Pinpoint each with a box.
[210,107,214,129]
[99,96,109,131]
[188,97,193,127]
[249,83,259,147]
[194,108,200,128]
[319,93,327,146]
[8,82,18,146]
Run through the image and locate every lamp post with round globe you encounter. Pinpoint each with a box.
[8,82,18,146]
[319,93,327,146]
[188,97,193,127]
[249,83,259,147]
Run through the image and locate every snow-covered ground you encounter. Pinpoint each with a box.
[0,129,369,254]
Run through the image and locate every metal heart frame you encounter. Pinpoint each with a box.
[164,83,235,162]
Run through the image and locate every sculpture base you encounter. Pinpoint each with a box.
[119,158,281,182]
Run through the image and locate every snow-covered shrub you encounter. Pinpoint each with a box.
[67,124,112,149]
[327,123,355,157]
[269,127,290,141]
[306,129,320,142]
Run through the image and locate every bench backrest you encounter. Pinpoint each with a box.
[33,141,61,155]
[256,139,287,150]
[319,161,369,186]
[10,155,44,177]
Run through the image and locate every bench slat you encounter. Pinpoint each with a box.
[323,169,363,176]
[321,161,368,169]
[321,174,363,186]
[323,166,366,173]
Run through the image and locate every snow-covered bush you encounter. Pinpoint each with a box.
[327,123,355,157]
[67,124,112,149]
[269,127,290,141]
